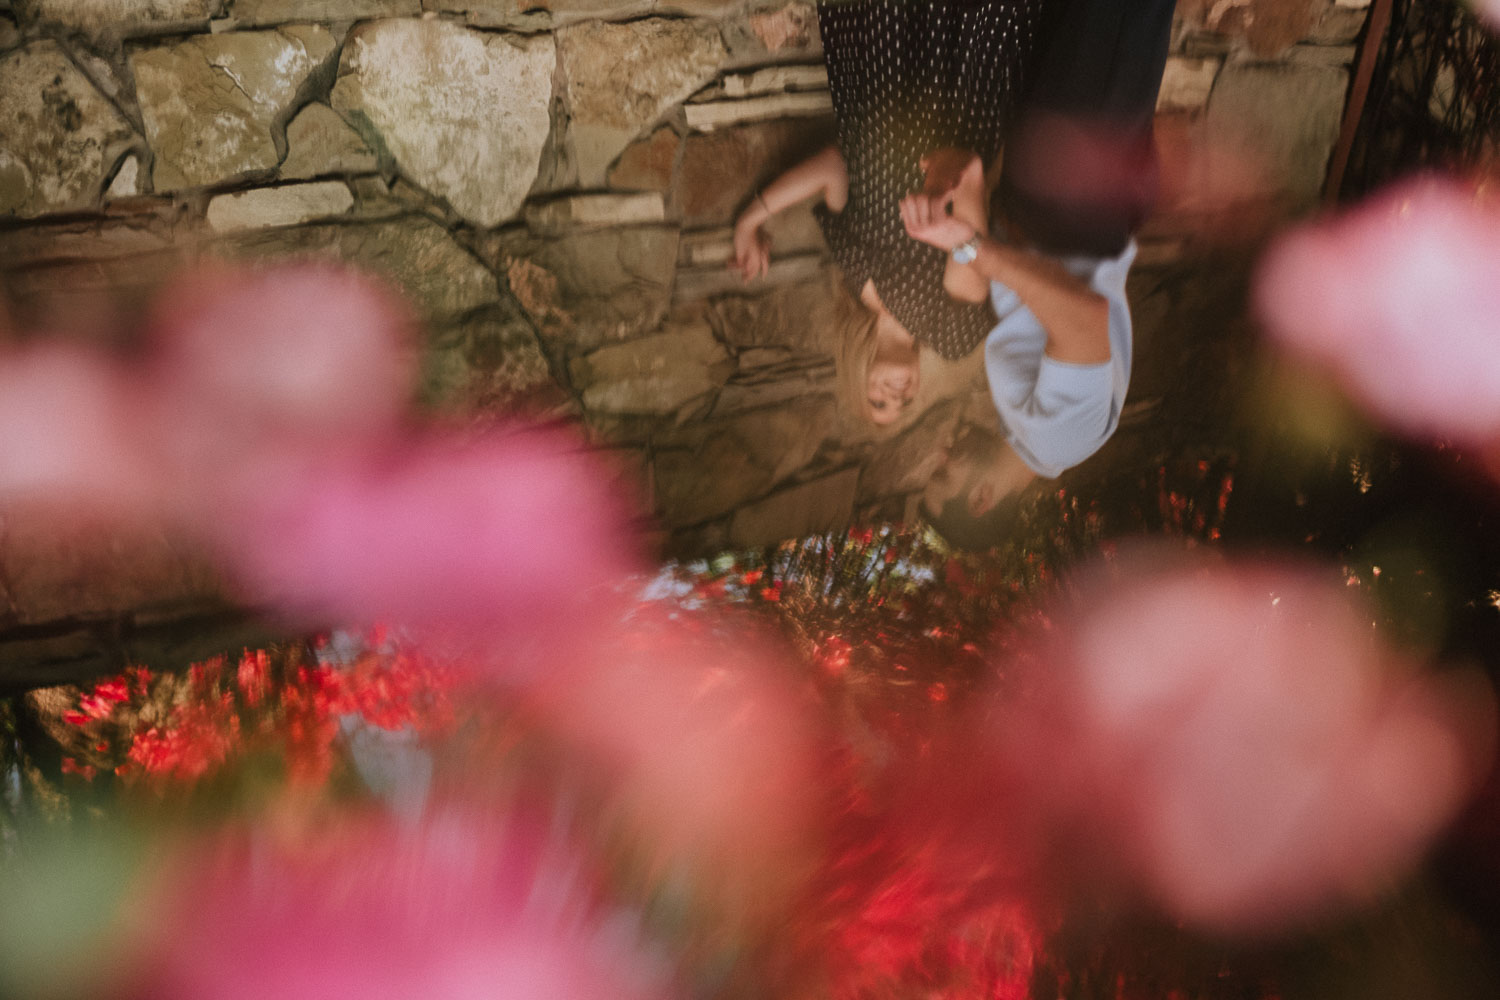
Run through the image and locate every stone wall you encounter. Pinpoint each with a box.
[0,0,1369,680]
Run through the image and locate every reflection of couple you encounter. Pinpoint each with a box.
[732,0,1173,546]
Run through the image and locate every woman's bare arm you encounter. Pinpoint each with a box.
[732,146,848,280]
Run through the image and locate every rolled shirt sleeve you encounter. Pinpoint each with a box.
[984,240,1136,478]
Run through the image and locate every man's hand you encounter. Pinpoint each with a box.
[900,190,978,253]
[730,216,772,282]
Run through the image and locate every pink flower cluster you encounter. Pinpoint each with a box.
[0,264,639,652]
[1257,175,1500,444]
[147,809,678,1000]
[989,553,1495,934]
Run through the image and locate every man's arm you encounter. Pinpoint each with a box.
[732,146,848,281]
[918,149,992,304]
[899,195,1110,364]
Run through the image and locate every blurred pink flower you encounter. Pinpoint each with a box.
[146,264,415,452]
[1256,175,1500,441]
[0,344,159,511]
[993,555,1495,934]
[1480,0,1500,31]
[219,428,640,647]
[149,809,677,1000]
[533,609,822,920]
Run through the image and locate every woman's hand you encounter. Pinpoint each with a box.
[900,191,978,252]
[731,214,772,282]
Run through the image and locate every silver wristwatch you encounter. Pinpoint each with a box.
[950,233,982,265]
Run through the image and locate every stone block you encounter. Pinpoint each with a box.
[105,155,142,198]
[723,2,821,61]
[653,393,835,525]
[680,228,734,267]
[233,0,419,24]
[0,42,136,218]
[205,181,355,232]
[684,91,835,132]
[1188,0,1323,57]
[607,126,679,192]
[332,19,555,228]
[1206,61,1347,207]
[677,116,833,226]
[280,102,379,180]
[728,466,858,548]
[557,17,727,185]
[1156,56,1220,112]
[569,314,732,415]
[524,192,666,233]
[1284,43,1358,66]
[131,27,335,192]
[500,225,679,352]
[218,216,500,321]
[26,0,218,35]
[721,63,827,98]
[1308,0,1371,44]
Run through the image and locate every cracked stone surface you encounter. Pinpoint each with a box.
[557,17,727,185]
[0,41,136,218]
[130,26,335,192]
[279,102,378,180]
[332,18,555,228]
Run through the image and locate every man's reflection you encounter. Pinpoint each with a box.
[919,425,1040,550]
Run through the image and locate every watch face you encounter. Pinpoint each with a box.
[952,239,979,264]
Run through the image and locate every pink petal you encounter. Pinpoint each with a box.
[1256,175,1500,441]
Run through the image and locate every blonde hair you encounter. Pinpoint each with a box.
[829,282,887,432]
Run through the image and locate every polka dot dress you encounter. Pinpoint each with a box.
[815,0,1049,361]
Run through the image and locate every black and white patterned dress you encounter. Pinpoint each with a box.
[815,0,1049,361]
